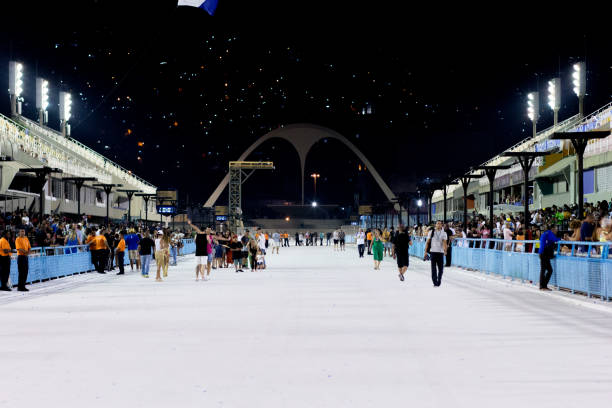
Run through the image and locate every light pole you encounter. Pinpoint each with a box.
[59,91,72,137]
[310,173,320,201]
[9,61,24,116]
[93,183,123,226]
[547,77,561,127]
[36,78,50,125]
[63,177,98,218]
[527,91,539,138]
[572,62,586,118]
[136,193,157,227]
[118,189,141,224]
[417,199,423,226]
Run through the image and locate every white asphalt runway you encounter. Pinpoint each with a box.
[2,245,612,408]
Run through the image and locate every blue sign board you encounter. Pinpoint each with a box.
[157,206,177,215]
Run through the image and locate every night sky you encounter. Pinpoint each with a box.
[2,2,611,208]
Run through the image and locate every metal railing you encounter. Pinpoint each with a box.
[434,237,612,300]
[6,239,196,286]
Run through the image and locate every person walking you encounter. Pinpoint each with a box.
[425,221,448,287]
[125,229,141,271]
[338,228,346,251]
[382,228,391,257]
[372,229,384,269]
[272,231,280,254]
[229,235,244,272]
[115,231,126,275]
[538,224,560,291]
[333,229,339,251]
[0,230,12,291]
[15,228,31,291]
[444,223,455,267]
[188,220,210,281]
[155,231,170,281]
[138,230,155,278]
[366,229,373,255]
[356,228,365,258]
[393,225,411,281]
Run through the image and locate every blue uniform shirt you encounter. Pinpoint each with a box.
[538,230,560,255]
[125,233,140,251]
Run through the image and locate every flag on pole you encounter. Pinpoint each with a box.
[177,0,218,15]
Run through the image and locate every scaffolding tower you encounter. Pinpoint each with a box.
[228,161,274,232]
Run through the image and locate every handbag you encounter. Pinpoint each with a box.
[425,230,435,254]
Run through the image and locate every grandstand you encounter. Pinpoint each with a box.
[431,101,612,220]
[0,112,156,220]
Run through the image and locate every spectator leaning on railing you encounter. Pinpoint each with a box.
[538,224,560,291]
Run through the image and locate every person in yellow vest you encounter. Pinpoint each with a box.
[15,228,31,291]
[0,230,13,291]
[366,230,373,255]
[115,231,126,275]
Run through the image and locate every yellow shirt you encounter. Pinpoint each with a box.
[0,237,11,256]
[15,236,31,255]
[116,239,126,252]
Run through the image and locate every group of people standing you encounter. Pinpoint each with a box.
[355,226,414,280]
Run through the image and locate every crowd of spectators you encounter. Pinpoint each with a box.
[407,199,612,255]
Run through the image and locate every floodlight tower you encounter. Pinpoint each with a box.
[572,62,586,118]
[36,78,50,125]
[547,78,561,127]
[59,91,72,137]
[8,61,24,116]
[527,92,539,138]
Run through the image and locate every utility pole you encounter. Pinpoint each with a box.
[63,177,97,219]
[93,183,123,225]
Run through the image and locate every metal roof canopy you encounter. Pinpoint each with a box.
[550,131,610,218]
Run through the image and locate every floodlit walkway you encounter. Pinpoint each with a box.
[2,246,612,407]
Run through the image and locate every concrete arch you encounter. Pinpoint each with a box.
[204,124,396,207]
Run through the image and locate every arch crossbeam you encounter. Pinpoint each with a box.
[204,124,397,207]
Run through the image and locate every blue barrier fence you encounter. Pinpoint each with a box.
[7,238,196,286]
[409,234,612,300]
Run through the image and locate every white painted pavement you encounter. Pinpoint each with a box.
[1,246,612,408]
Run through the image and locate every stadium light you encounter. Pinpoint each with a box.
[59,91,72,136]
[36,78,50,125]
[8,61,24,115]
[547,78,561,127]
[527,92,539,138]
[572,62,586,118]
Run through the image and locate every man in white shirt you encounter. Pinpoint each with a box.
[356,229,365,258]
[427,221,447,287]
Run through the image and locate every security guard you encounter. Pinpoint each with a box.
[15,228,31,292]
[0,230,13,291]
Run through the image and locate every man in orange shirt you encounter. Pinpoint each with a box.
[86,229,109,274]
[0,230,13,291]
[366,230,373,255]
[15,228,31,292]
[115,231,126,275]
